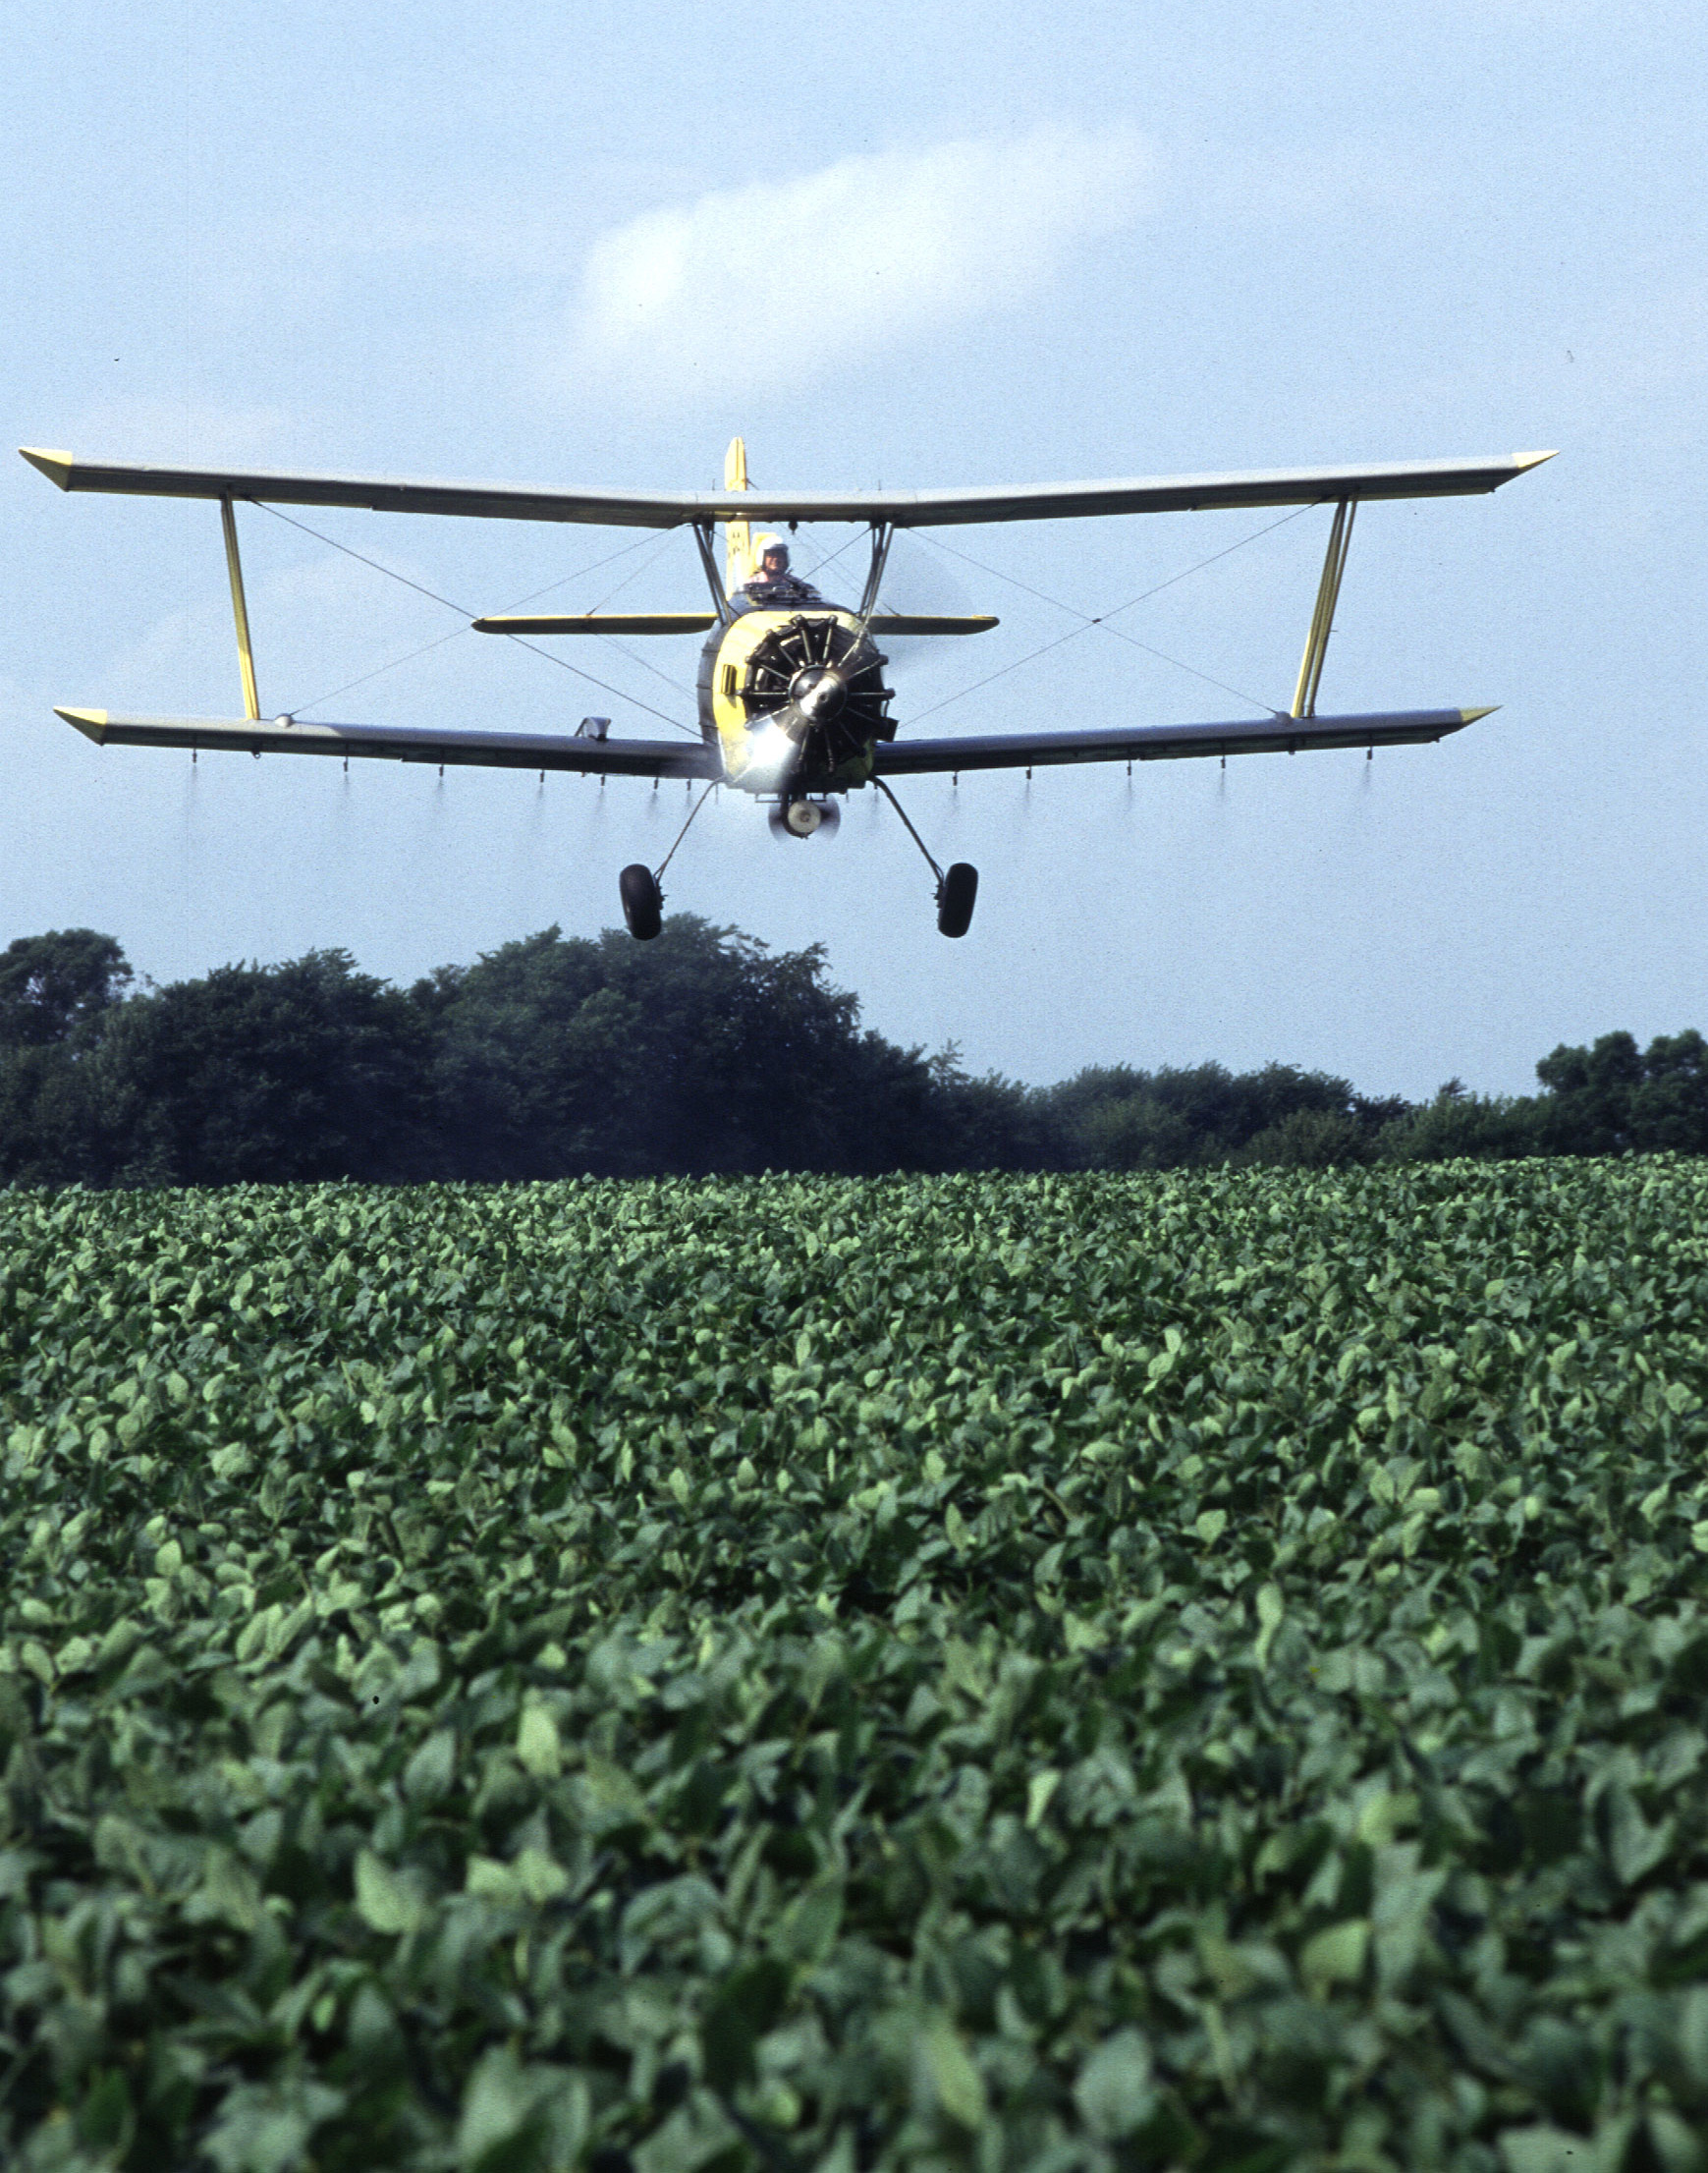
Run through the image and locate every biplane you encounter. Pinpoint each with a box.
[21,435,1553,938]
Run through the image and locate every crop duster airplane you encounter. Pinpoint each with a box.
[21,436,1552,938]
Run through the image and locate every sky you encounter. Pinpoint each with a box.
[4,0,1704,1100]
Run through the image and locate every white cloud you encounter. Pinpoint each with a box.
[571,126,1151,400]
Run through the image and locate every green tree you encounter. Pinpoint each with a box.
[1628,1030,1708,1151]
[0,930,134,1185]
[14,916,1708,1188]
[95,950,430,1184]
[1239,1106,1375,1167]
[1374,1080,1544,1162]
[420,917,1020,1178]
[1534,1030,1643,1153]
[0,1045,102,1186]
[1527,1028,1708,1156]
[0,928,132,1046]
[1036,1060,1378,1169]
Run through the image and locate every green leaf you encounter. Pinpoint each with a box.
[75,2069,136,2156]
[354,1849,427,1936]
[456,2043,581,2173]
[403,1727,457,1805]
[516,1702,562,1779]
[1605,1785,1672,1886]
[701,1957,790,2091]
[1074,2028,1156,2139]
[201,2078,348,2173]
[579,1754,647,1829]
[1298,1919,1369,1999]
[776,1876,844,1967]
[1645,2109,1704,2173]
[1678,1984,1708,2088]
[919,2013,986,2131]
[190,1846,265,1933]
[1254,1581,1285,1663]
[1499,2126,1625,2173]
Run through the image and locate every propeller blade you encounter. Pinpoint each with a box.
[741,711,806,790]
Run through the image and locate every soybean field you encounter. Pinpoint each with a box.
[5,1163,1708,2172]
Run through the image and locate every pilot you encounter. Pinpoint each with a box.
[736,534,826,611]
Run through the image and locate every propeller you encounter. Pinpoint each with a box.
[742,614,891,779]
[760,659,851,749]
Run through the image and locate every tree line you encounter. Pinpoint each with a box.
[1,922,1703,1187]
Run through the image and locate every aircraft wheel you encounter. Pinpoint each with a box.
[937,863,978,938]
[620,864,663,940]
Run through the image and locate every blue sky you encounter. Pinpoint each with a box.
[5,0,1703,1097]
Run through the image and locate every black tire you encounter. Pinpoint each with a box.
[937,862,978,938]
[620,864,663,940]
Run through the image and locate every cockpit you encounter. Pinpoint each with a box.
[729,534,842,615]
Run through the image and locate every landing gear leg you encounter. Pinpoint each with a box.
[872,778,979,938]
[620,778,718,939]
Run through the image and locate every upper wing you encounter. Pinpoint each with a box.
[22,446,1554,530]
[873,708,1494,775]
[56,708,719,778]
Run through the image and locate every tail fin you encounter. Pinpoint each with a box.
[723,436,752,593]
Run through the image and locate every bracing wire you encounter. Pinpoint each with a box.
[581,627,709,703]
[909,504,1317,722]
[569,532,723,703]
[287,510,875,731]
[797,529,866,590]
[584,529,686,615]
[907,620,1094,722]
[249,486,1303,748]
[283,620,488,716]
[250,503,699,735]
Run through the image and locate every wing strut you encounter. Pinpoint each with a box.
[857,524,894,619]
[691,521,733,625]
[1292,499,1355,719]
[219,498,261,720]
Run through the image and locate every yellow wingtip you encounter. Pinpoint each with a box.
[56,706,109,737]
[21,448,75,488]
[1459,705,1500,725]
[1515,450,1559,472]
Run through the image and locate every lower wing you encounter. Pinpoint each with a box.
[872,707,1493,774]
[56,702,1488,782]
[55,708,720,779]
